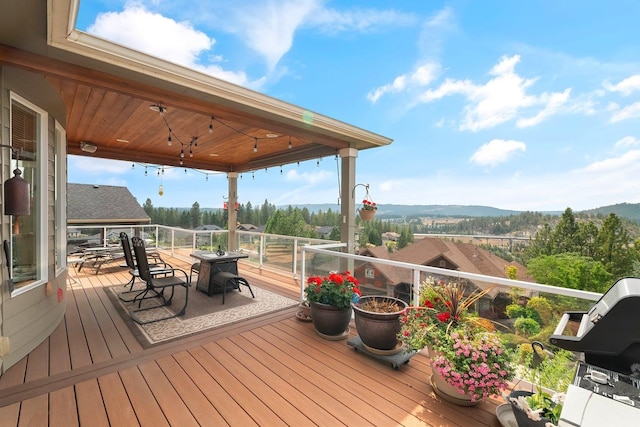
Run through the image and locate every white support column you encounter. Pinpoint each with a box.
[227,172,238,251]
[339,148,357,258]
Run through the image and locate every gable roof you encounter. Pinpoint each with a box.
[67,183,150,224]
[362,237,532,285]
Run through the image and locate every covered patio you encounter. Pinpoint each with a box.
[0,255,502,426]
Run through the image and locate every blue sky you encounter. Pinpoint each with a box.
[70,0,640,212]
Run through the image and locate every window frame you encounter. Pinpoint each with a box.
[9,92,48,296]
[54,120,67,275]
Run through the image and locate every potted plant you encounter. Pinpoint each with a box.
[398,277,515,404]
[358,198,377,221]
[353,295,408,353]
[506,343,573,427]
[304,271,361,339]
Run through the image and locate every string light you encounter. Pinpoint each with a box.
[209,116,214,133]
[288,136,292,149]
[253,139,258,153]
[167,130,172,146]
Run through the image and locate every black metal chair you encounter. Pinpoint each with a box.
[129,236,190,325]
[117,232,170,302]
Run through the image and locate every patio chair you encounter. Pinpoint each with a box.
[118,232,170,302]
[129,236,190,325]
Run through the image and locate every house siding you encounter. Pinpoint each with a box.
[0,66,67,373]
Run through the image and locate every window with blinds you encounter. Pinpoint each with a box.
[10,98,40,287]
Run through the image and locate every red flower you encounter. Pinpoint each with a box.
[424,299,434,308]
[437,312,451,322]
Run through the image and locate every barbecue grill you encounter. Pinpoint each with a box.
[550,277,640,426]
[550,276,640,375]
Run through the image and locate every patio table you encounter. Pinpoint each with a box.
[190,251,250,298]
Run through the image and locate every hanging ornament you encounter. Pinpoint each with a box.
[158,184,164,196]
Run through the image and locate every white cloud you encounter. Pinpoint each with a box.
[614,136,640,149]
[87,3,252,86]
[308,7,416,34]
[367,63,439,102]
[581,149,640,172]
[609,101,640,123]
[604,75,640,96]
[469,139,526,167]
[516,89,571,127]
[373,54,576,131]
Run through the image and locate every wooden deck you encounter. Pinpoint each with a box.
[0,255,503,426]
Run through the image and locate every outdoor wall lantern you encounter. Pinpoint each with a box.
[1,144,30,234]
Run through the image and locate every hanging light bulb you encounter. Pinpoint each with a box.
[144,167,148,176]
[158,184,164,196]
[253,140,258,152]
[209,117,214,133]
[180,149,184,158]
[131,163,135,169]
[167,130,172,146]
[288,136,292,149]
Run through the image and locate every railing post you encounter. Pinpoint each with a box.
[300,247,307,301]
[259,234,264,270]
[293,238,299,278]
[412,269,421,306]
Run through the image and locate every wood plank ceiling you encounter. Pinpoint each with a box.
[1,46,359,173]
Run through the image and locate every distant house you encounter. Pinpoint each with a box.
[195,225,223,231]
[316,226,334,239]
[237,224,259,232]
[381,231,400,243]
[67,184,150,250]
[357,237,533,318]
[68,183,150,226]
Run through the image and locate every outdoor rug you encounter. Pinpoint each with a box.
[105,279,298,348]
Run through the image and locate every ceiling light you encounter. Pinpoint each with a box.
[116,138,129,143]
[266,133,278,138]
[80,141,97,153]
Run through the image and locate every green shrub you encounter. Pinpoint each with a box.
[503,334,532,352]
[506,304,526,318]
[515,317,541,337]
[527,297,554,326]
[525,307,542,324]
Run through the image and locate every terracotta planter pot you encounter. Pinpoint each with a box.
[309,301,352,337]
[353,296,407,351]
[358,209,376,221]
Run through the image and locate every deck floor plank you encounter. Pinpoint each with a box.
[97,371,140,426]
[137,360,200,427]
[213,337,317,427]
[118,364,171,427]
[64,283,94,370]
[189,344,287,426]
[75,379,110,427]
[239,329,380,425]
[49,385,79,427]
[16,394,47,427]
[172,350,258,427]
[155,354,228,426]
[48,315,72,376]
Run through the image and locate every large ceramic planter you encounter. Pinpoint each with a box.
[309,301,352,338]
[353,296,408,351]
[358,209,375,221]
[428,346,480,407]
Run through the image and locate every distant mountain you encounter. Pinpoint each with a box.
[198,202,640,222]
[281,204,527,217]
[580,202,640,222]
